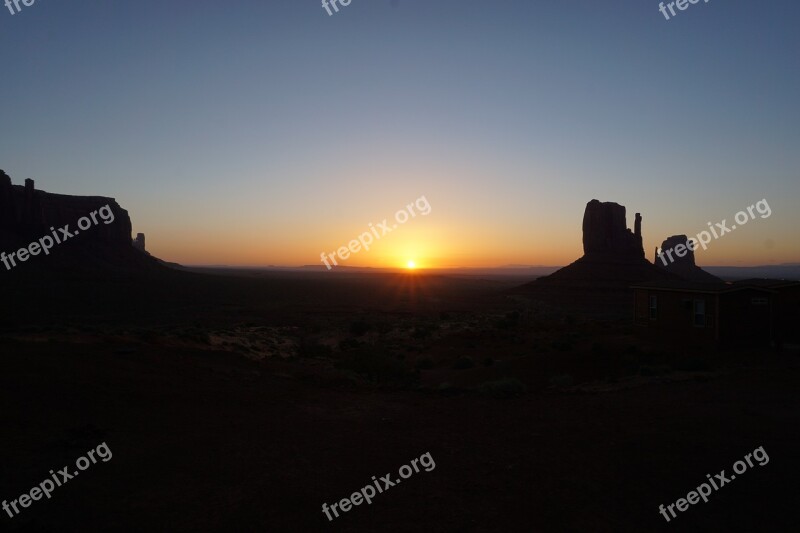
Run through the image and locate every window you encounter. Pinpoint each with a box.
[751,297,768,306]
[693,299,706,327]
[649,295,658,320]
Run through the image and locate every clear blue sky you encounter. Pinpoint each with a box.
[1,0,798,267]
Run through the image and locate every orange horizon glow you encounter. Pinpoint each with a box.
[143,230,796,269]
[134,194,797,269]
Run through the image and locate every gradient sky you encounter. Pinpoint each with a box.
[1,0,798,268]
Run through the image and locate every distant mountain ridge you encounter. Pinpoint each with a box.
[703,265,800,281]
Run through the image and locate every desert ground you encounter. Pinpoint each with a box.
[1,270,797,532]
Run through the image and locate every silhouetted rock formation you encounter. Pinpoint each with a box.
[516,199,678,318]
[582,200,644,260]
[133,233,147,253]
[0,170,15,228]
[655,235,722,283]
[0,170,162,276]
[547,199,671,278]
[1,173,131,245]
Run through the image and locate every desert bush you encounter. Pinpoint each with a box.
[338,337,362,351]
[672,353,710,372]
[350,320,371,337]
[297,338,332,358]
[478,378,526,398]
[548,374,574,387]
[495,310,521,330]
[591,342,608,355]
[135,329,158,342]
[179,328,210,344]
[334,348,416,386]
[625,344,642,356]
[415,356,435,370]
[639,365,670,376]
[453,356,475,369]
[436,381,454,393]
[412,324,436,340]
[618,352,640,374]
[551,340,573,352]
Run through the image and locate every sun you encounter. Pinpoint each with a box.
[406,260,417,270]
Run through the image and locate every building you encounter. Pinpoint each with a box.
[632,279,800,349]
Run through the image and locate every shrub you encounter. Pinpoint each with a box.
[453,356,475,370]
[551,340,573,352]
[350,320,371,337]
[334,348,416,386]
[591,342,608,355]
[672,353,710,372]
[415,356,435,370]
[478,378,526,398]
[436,381,455,392]
[412,325,436,340]
[135,329,158,342]
[297,338,332,358]
[496,310,521,330]
[548,374,574,387]
[639,365,670,376]
[339,338,361,351]
[618,352,640,374]
[625,344,642,356]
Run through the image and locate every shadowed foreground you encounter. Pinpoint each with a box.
[1,271,797,532]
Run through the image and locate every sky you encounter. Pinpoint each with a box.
[1,0,798,268]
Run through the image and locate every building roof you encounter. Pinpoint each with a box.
[728,278,800,289]
[629,279,790,294]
